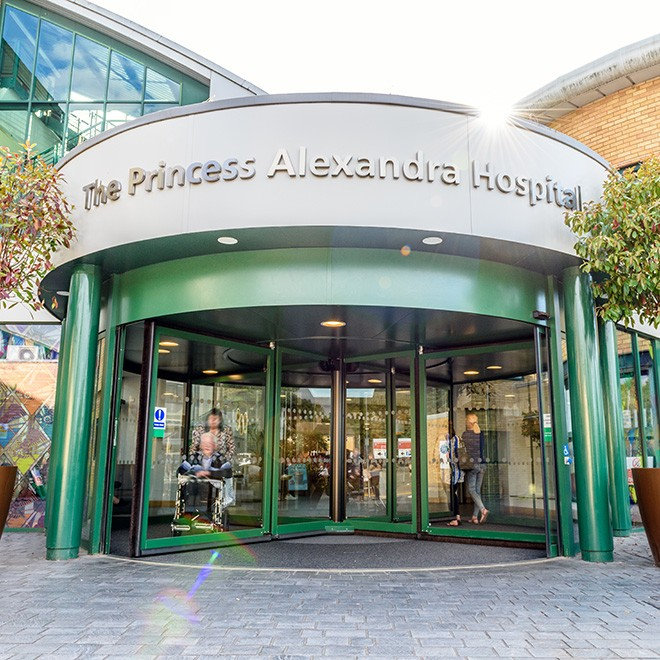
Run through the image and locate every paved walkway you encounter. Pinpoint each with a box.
[0,531,658,659]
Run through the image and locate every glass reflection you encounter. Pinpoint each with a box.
[33,20,73,101]
[0,107,28,149]
[66,103,105,149]
[345,377,388,518]
[30,103,66,160]
[70,35,109,102]
[145,68,180,102]
[107,51,144,101]
[104,103,140,129]
[0,7,39,101]
[426,384,451,520]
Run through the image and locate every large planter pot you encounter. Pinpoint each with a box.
[632,467,660,567]
[0,465,18,540]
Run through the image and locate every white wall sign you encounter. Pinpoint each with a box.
[57,98,607,268]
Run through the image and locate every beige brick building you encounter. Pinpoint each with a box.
[519,35,660,169]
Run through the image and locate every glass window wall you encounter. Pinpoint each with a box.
[0,6,38,101]
[32,20,73,102]
[70,35,109,102]
[0,3,208,161]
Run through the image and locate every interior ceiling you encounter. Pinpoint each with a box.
[125,305,537,384]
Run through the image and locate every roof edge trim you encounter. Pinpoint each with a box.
[56,92,611,171]
[517,34,660,115]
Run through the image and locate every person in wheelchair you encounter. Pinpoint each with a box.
[174,435,233,535]
[179,434,232,481]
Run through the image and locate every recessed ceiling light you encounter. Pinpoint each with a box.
[505,394,516,398]
[486,365,502,370]
[217,236,238,245]
[159,341,179,347]
[464,370,480,376]
[227,374,243,380]
[422,236,443,245]
[368,379,382,384]
[321,320,346,328]
[202,369,218,375]
[56,290,70,296]
[158,349,170,354]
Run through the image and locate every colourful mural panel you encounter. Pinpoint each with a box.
[0,325,59,529]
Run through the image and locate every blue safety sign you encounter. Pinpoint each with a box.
[153,407,166,429]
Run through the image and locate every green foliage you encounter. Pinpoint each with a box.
[565,157,660,328]
[0,142,74,310]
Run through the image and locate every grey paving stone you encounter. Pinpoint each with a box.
[1,532,659,659]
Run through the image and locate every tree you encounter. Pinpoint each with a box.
[565,157,660,328]
[0,142,74,311]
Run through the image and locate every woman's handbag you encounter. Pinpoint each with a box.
[457,443,474,470]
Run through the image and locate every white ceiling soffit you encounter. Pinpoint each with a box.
[517,34,660,124]
[27,0,266,96]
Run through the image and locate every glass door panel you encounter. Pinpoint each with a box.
[394,377,413,521]
[145,377,185,539]
[345,363,389,519]
[143,330,269,548]
[452,350,546,530]
[536,328,560,553]
[425,379,452,521]
[344,354,414,524]
[106,322,145,555]
[278,352,332,524]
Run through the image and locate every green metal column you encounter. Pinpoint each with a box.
[562,267,613,562]
[45,316,66,534]
[546,276,576,556]
[598,320,632,537]
[46,265,102,560]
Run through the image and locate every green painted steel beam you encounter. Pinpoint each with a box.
[562,268,613,562]
[111,249,547,327]
[630,333,650,467]
[46,265,102,560]
[599,320,632,537]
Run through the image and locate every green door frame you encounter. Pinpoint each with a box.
[139,325,274,553]
[419,358,453,530]
[534,326,559,558]
[99,325,125,554]
[421,339,550,545]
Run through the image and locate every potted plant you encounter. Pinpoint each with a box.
[631,467,660,566]
[0,465,18,540]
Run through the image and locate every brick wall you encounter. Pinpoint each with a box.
[549,77,660,170]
